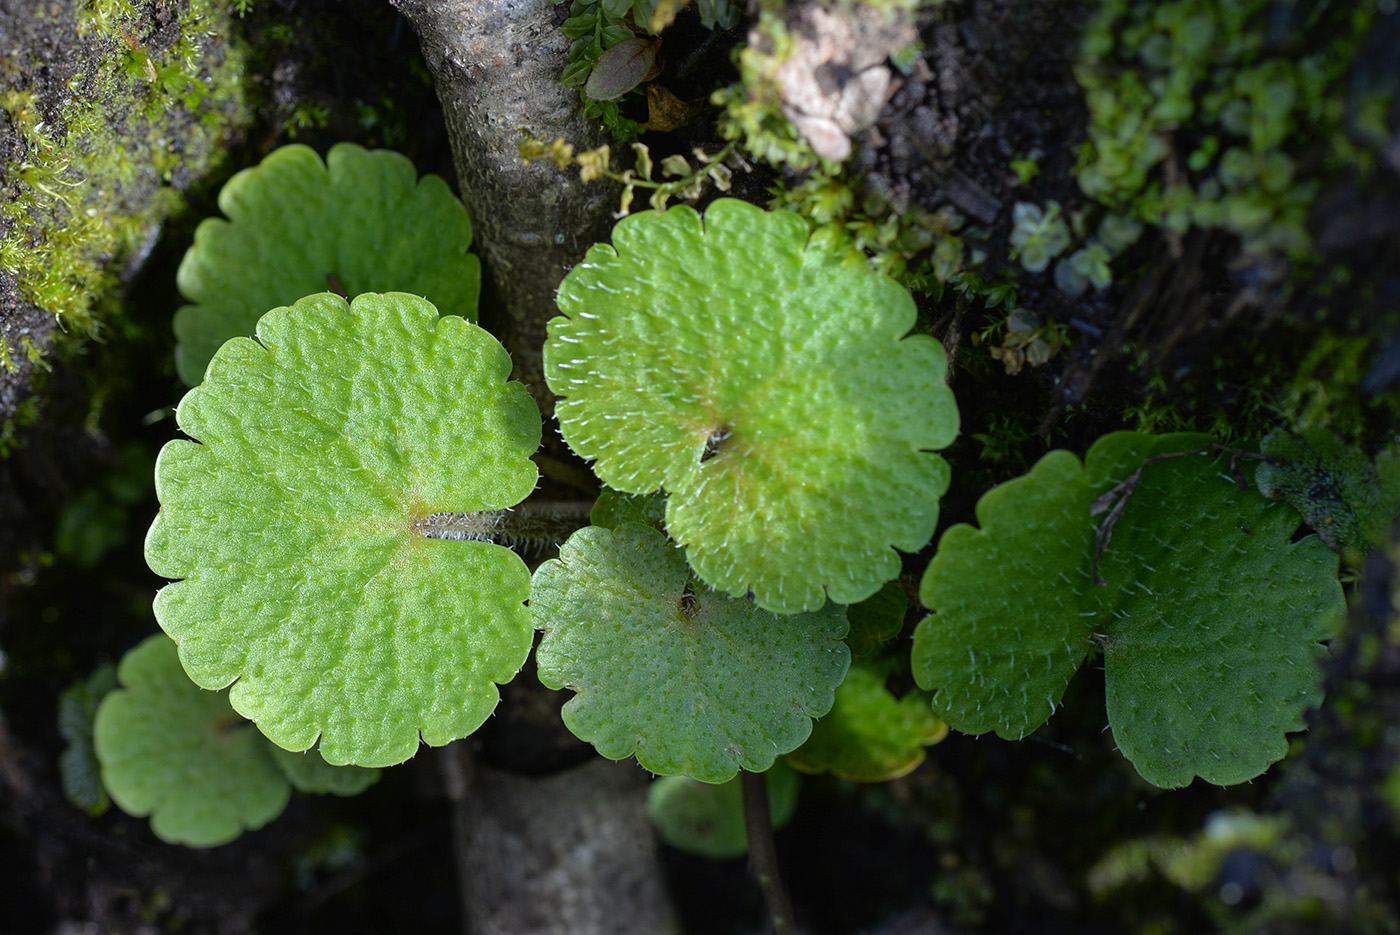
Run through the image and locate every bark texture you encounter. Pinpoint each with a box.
[457,757,678,935]
[392,0,621,409]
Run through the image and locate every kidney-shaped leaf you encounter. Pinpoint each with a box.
[147,292,540,768]
[94,634,291,847]
[533,523,851,783]
[546,199,958,614]
[913,432,1343,787]
[174,143,480,385]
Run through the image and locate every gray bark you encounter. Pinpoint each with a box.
[447,752,679,935]
[392,0,621,410]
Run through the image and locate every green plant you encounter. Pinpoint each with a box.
[148,291,539,766]
[1074,0,1380,255]
[172,143,479,385]
[546,198,959,613]
[64,129,1363,935]
[911,432,1344,787]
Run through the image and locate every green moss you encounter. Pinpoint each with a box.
[1,0,251,365]
[1075,0,1383,256]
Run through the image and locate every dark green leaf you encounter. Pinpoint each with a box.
[585,37,661,102]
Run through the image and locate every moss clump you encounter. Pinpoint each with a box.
[0,0,251,409]
[1075,0,1383,256]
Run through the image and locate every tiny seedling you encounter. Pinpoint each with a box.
[173,143,479,385]
[546,198,959,614]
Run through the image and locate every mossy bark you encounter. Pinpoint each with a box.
[0,0,252,423]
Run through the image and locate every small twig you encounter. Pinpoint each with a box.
[741,770,795,935]
[1088,444,1276,585]
[326,272,348,299]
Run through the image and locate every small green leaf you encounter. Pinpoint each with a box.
[546,199,958,614]
[589,487,666,530]
[58,665,119,816]
[147,293,540,768]
[173,143,479,385]
[647,763,801,859]
[913,433,1344,787]
[585,37,661,102]
[93,635,291,847]
[269,746,381,796]
[787,661,946,782]
[1255,428,1400,559]
[844,582,907,657]
[533,523,851,782]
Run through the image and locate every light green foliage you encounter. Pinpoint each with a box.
[787,660,946,782]
[532,523,851,783]
[843,582,907,657]
[713,13,824,171]
[0,0,250,351]
[1008,201,1071,273]
[647,762,800,860]
[913,432,1343,787]
[173,143,479,385]
[1076,0,1379,254]
[94,635,291,847]
[589,488,667,530]
[269,747,381,796]
[1255,429,1400,561]
[546,199,958,613]
[58,665,119,816]
[774,174,970,291]
[1054,243,1113,296]
[147,293,540,767]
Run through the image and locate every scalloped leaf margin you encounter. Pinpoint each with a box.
[174,142,480,385]
[545,198,958,614]
[912,432,1344,788]
[532,522,850,783]
[148,292,540,768]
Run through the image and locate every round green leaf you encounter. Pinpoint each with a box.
[174,143,480,385]
[914,433,1344,787]
[532,523,851,783]
[546,199,958,614]
[269,746,381,796]
[589,487,666,531]
[647,763,801,860]
[93,635,291,848]
[147,292,540,768]
[787,660,946,782]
